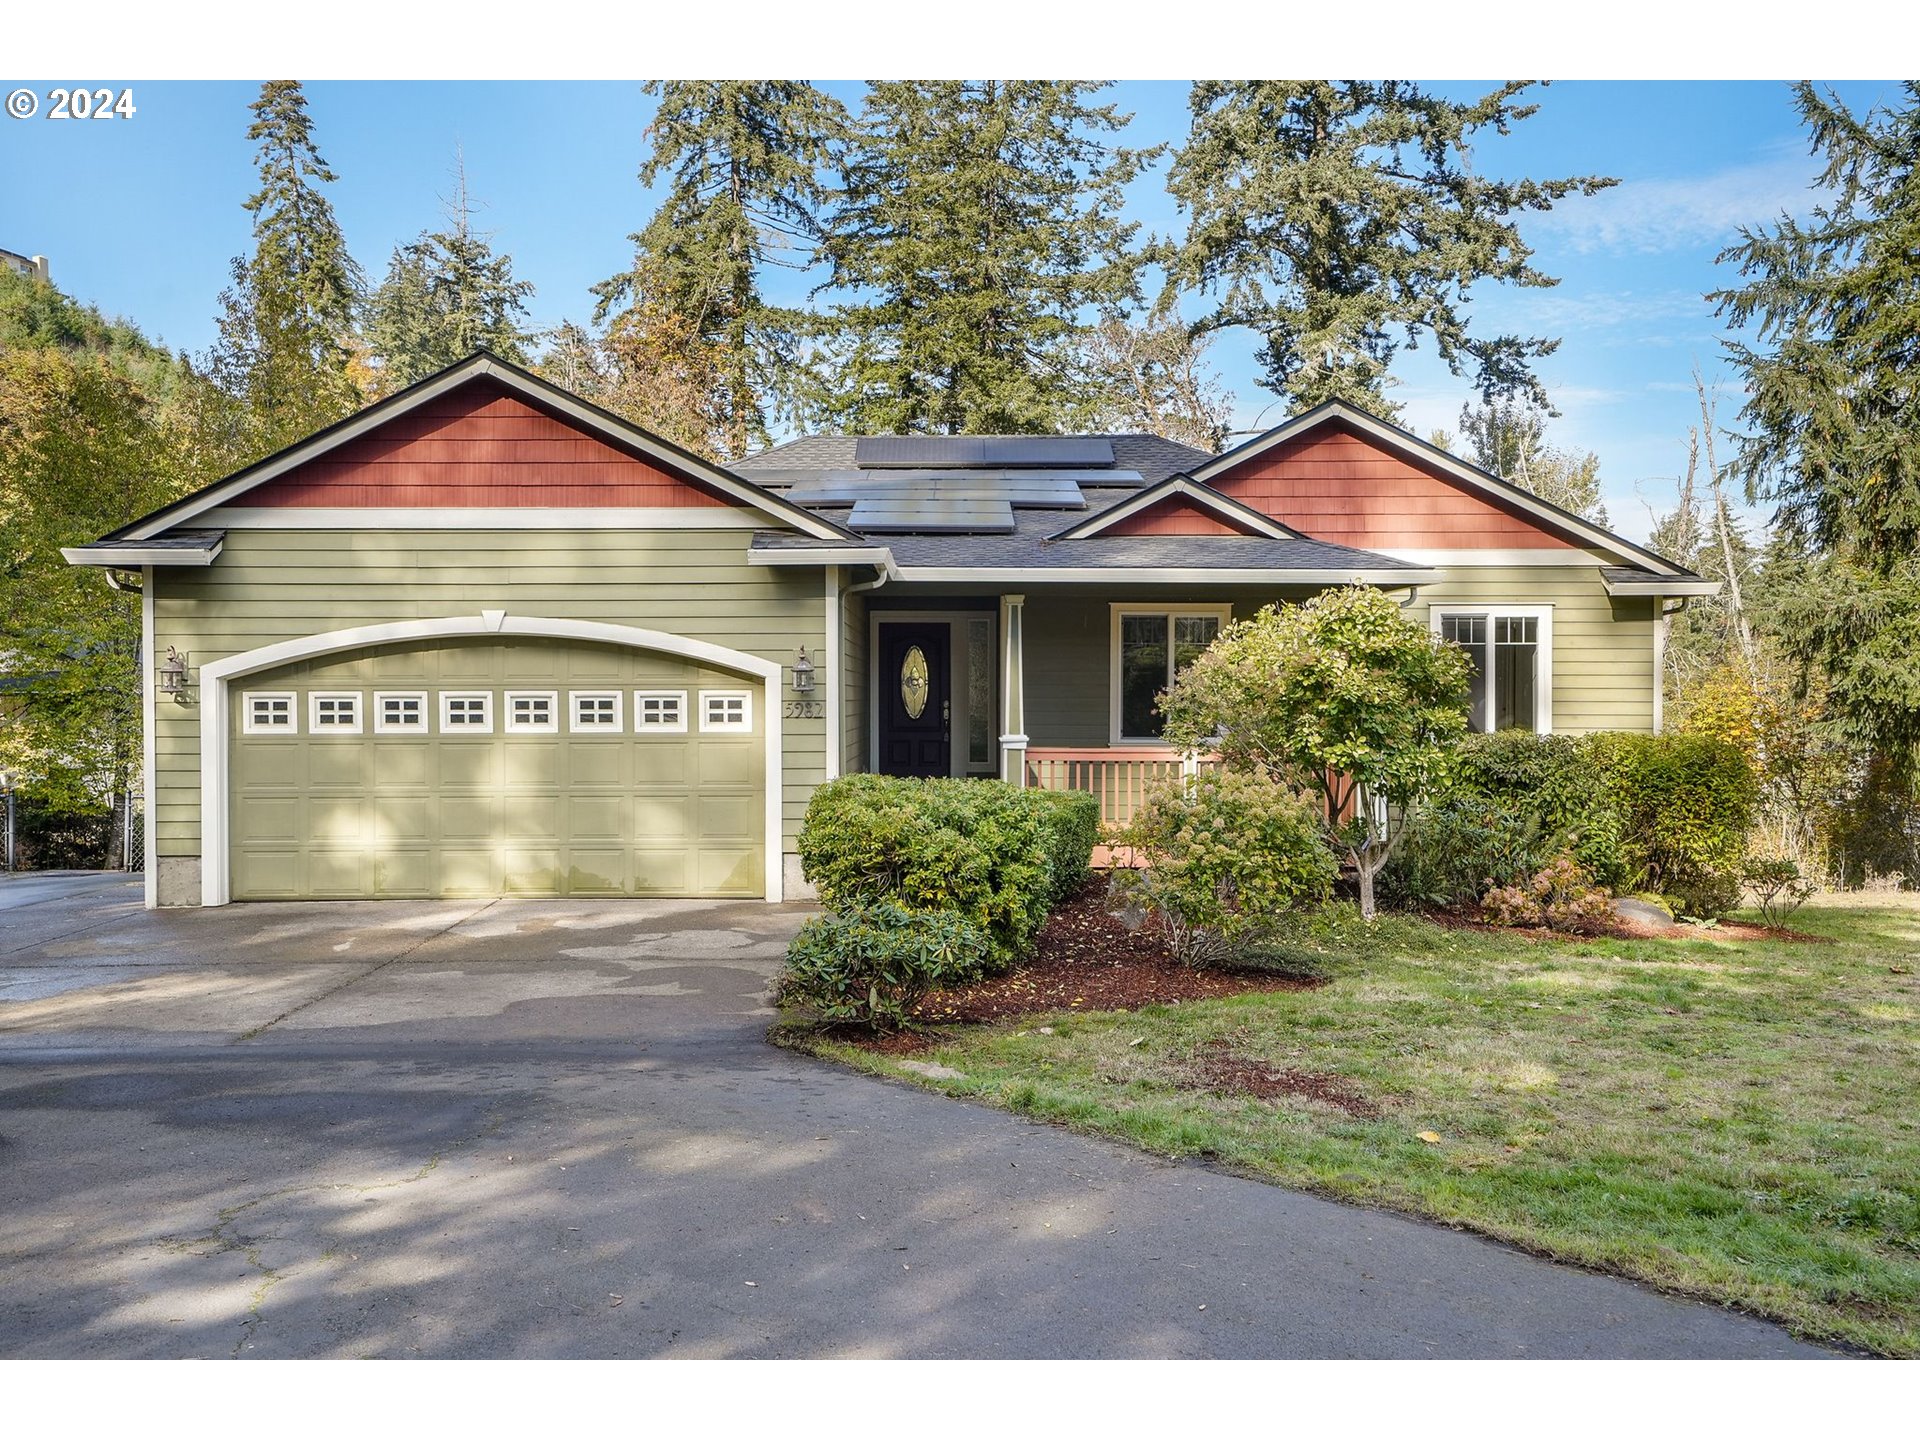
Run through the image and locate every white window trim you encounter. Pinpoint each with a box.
[308,691,364,735]
[569,690,624,732]
[504,689,559,734]
[1108,603,1232,746]
[1430,604,1554,734]
[242,691,298,735]
[634,689,689,733]
[440,691,495,734]
[699,689,753,734]
[373,691,430,734]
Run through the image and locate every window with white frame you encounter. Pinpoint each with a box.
[505,691,558,733]
[441,692,493,732]
[699,690,752,733]
[374,692,428,734]
[634,690,688,732]
[309,692,363,734]
[1434,608,1551,733]
[244,692,297,734]
[1111,605,1229,742]
[570,691,622,731]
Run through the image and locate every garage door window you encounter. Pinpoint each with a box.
[244,692,297,734]
[700,691,752,733]
[635,690,687,733]
[571,691,622,731]
[374,692,428,734]
[310,692,363,734]
[442,693,493,733]
[506,691,558,734]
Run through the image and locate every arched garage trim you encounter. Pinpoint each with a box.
[199,612,784,906]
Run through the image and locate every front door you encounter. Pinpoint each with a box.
[877,623,951,777]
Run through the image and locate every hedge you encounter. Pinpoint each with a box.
[795,774,1098,973]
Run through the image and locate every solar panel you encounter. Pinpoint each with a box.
[853,436,1115,469]
[785,473,1088,509]
[847,497,1016,533]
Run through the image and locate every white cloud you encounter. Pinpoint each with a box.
[1535,149,1821,256]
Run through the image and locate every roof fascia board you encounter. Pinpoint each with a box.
[63,540,223,567]
[1191,400,1686,576]
[893,565,1440,586]
[114,354,854,544]
[1602,575,1722,598]
[1048,475,1299,541]
[748,546,898,569]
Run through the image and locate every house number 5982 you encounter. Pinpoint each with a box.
[784,701,825,719]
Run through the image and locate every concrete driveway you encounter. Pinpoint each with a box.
[0,873,1828,1358]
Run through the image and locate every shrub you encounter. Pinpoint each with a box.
[1028,788,1102,902]
[1742,856,1817,928]
[1110,770,1336,968]
[1444,731,1628,886]
[1483,852,1615,934]
[797,774,1091,972]
[777,902,989,1030]
[1381,793,1550,909]
[1587,732,1757,917]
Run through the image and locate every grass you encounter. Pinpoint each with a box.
[785,895,1920,1356]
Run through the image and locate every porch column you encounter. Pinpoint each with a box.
[999,593,1028,786]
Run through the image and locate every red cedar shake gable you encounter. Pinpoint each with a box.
[1099,493,1272,537]
[241,378,735,509]
[1207,420,1580,550]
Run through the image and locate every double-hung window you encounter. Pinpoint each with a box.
[1111,605,1229,743]
[1434,607,1552,733]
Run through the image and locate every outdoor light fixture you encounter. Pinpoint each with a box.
[157,646,191,698]
[791,647,816,696]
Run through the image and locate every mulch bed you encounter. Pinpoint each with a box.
[909,878,1322,1027]
[1183,1038,1382,1118]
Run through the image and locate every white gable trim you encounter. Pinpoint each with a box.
[197,613,784,907]
[117,354,852,544]
[1049,475,1301,541]
[202,507,774,531]
[1191,399,1688,576]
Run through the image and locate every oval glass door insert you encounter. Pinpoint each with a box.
[900,644,930,719]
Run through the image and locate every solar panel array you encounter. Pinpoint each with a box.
[853,436,1116,469]
[785,472,1091,508]
[847,497,1016,534]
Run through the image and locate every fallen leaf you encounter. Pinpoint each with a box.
[1416,1131,1443,1145]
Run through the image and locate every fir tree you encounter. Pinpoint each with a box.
[207,80,364,457]
[1711,83,1920,773]
[1165,82,1615,416]
[596,81,846,460]
[368,157,534,392]
[814,81,1153,435]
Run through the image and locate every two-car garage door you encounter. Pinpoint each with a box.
[229,636,765,899]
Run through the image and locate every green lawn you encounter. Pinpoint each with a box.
[788,896,1920,1356]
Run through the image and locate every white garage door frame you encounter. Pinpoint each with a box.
[198,612,784,906]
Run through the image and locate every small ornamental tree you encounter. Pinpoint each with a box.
[1159,587,1473,919]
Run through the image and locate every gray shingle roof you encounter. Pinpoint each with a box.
[736,432,1211,488]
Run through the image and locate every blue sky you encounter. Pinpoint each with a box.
[0,79,1898,541]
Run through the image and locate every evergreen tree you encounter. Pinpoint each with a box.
[595,81,847,460]
[814,81,1153,435]
[207,80,363,458]
[1165,82,1615,416]
[1710,83,1920,774]
[1456,397,1608,523]
[368,158,534,392]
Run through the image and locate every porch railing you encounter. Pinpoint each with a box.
[1024,747,1221,830]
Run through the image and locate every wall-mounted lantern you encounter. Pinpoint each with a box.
[791,646,816,696]
[157,646,192,699]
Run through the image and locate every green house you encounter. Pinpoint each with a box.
[66,352,1718,906]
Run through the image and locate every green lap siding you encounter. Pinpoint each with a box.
[152,528,828,886]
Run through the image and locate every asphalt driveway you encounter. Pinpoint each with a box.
[0,873,1828,1358]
